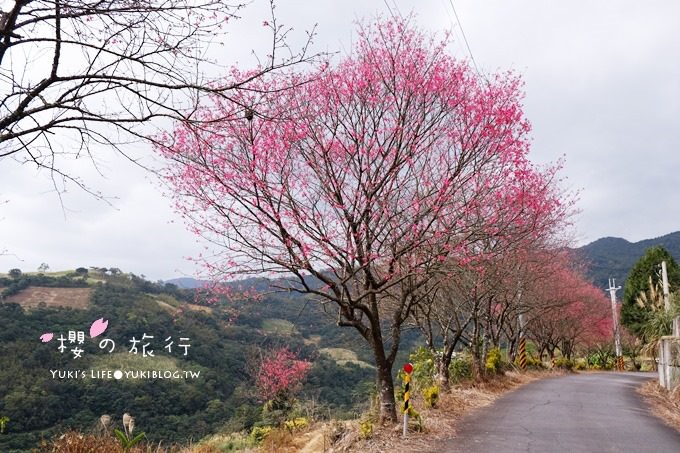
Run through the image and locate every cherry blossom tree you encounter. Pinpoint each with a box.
[410,164,573,383]
[525,257,612,360]
[255,347,312,402]
[159,17,558,423]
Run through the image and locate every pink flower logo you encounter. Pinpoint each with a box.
[39,333,54,343]
[89,318,109,338]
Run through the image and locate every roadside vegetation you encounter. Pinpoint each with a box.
[639,380,680,433]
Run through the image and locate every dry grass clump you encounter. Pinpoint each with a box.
[38,431,129,452]
[37,431,226,453]
[183,445,225,453]
[259,428,295,452]
[638,380,680,431]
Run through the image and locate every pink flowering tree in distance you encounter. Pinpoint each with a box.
[159,17,569,422]
[255,347,312,403]
[525,262,612,361]
[410,184,573,385]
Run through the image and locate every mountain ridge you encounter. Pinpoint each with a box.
[577,231,680,289]
[166,231,680,292]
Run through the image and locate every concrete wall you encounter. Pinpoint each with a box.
[658,336,680,391]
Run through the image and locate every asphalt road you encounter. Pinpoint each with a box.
[438,372,680,453]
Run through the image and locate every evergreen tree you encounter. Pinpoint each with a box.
[621,246,680,338]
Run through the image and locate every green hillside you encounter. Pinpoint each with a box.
[0,271,376,452]
[577,231,680,290]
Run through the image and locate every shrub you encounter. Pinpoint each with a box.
[410,347,436,387]
[574,359,587,370]
[586,346,615,370]
[640,360,656,372]
[422,385,440,408]
[249,425,273,444]
[283,417,309,433]
[359,419,373,439]
[517,354,544,368]
[526,355,544,368]
[554,357,574,370]
[485,347,503,374]
[405,406,424,432]
[397,347,436,391]
[449,354,473,382]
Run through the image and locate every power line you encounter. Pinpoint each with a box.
[383,0,403,19]
[390,0,403,19]
[447,0,481,75]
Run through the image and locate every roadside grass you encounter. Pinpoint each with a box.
[638,379,680,431]
[330,369,565,452]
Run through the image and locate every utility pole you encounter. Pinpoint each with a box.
[662,261,671,311]
[660,261,678,336]
[607,278,624,371]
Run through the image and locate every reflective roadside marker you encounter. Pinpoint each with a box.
[403,362,413,412]
[403,362,413,437]
[518,337,527,371]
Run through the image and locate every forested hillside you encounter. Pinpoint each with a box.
[0,271,377,452]
[578,231,680,289]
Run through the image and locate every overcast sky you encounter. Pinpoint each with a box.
[1,0,679,281]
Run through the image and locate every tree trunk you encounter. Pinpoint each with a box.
[480,332,490,378]
[367,299,397,424]
[562,340,573,360]
[471,320,484,380]
[375,360,397,424]
[436,356,451,390]
[508,336,518,363]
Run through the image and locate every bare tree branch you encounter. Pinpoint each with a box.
[0,0,319,197]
